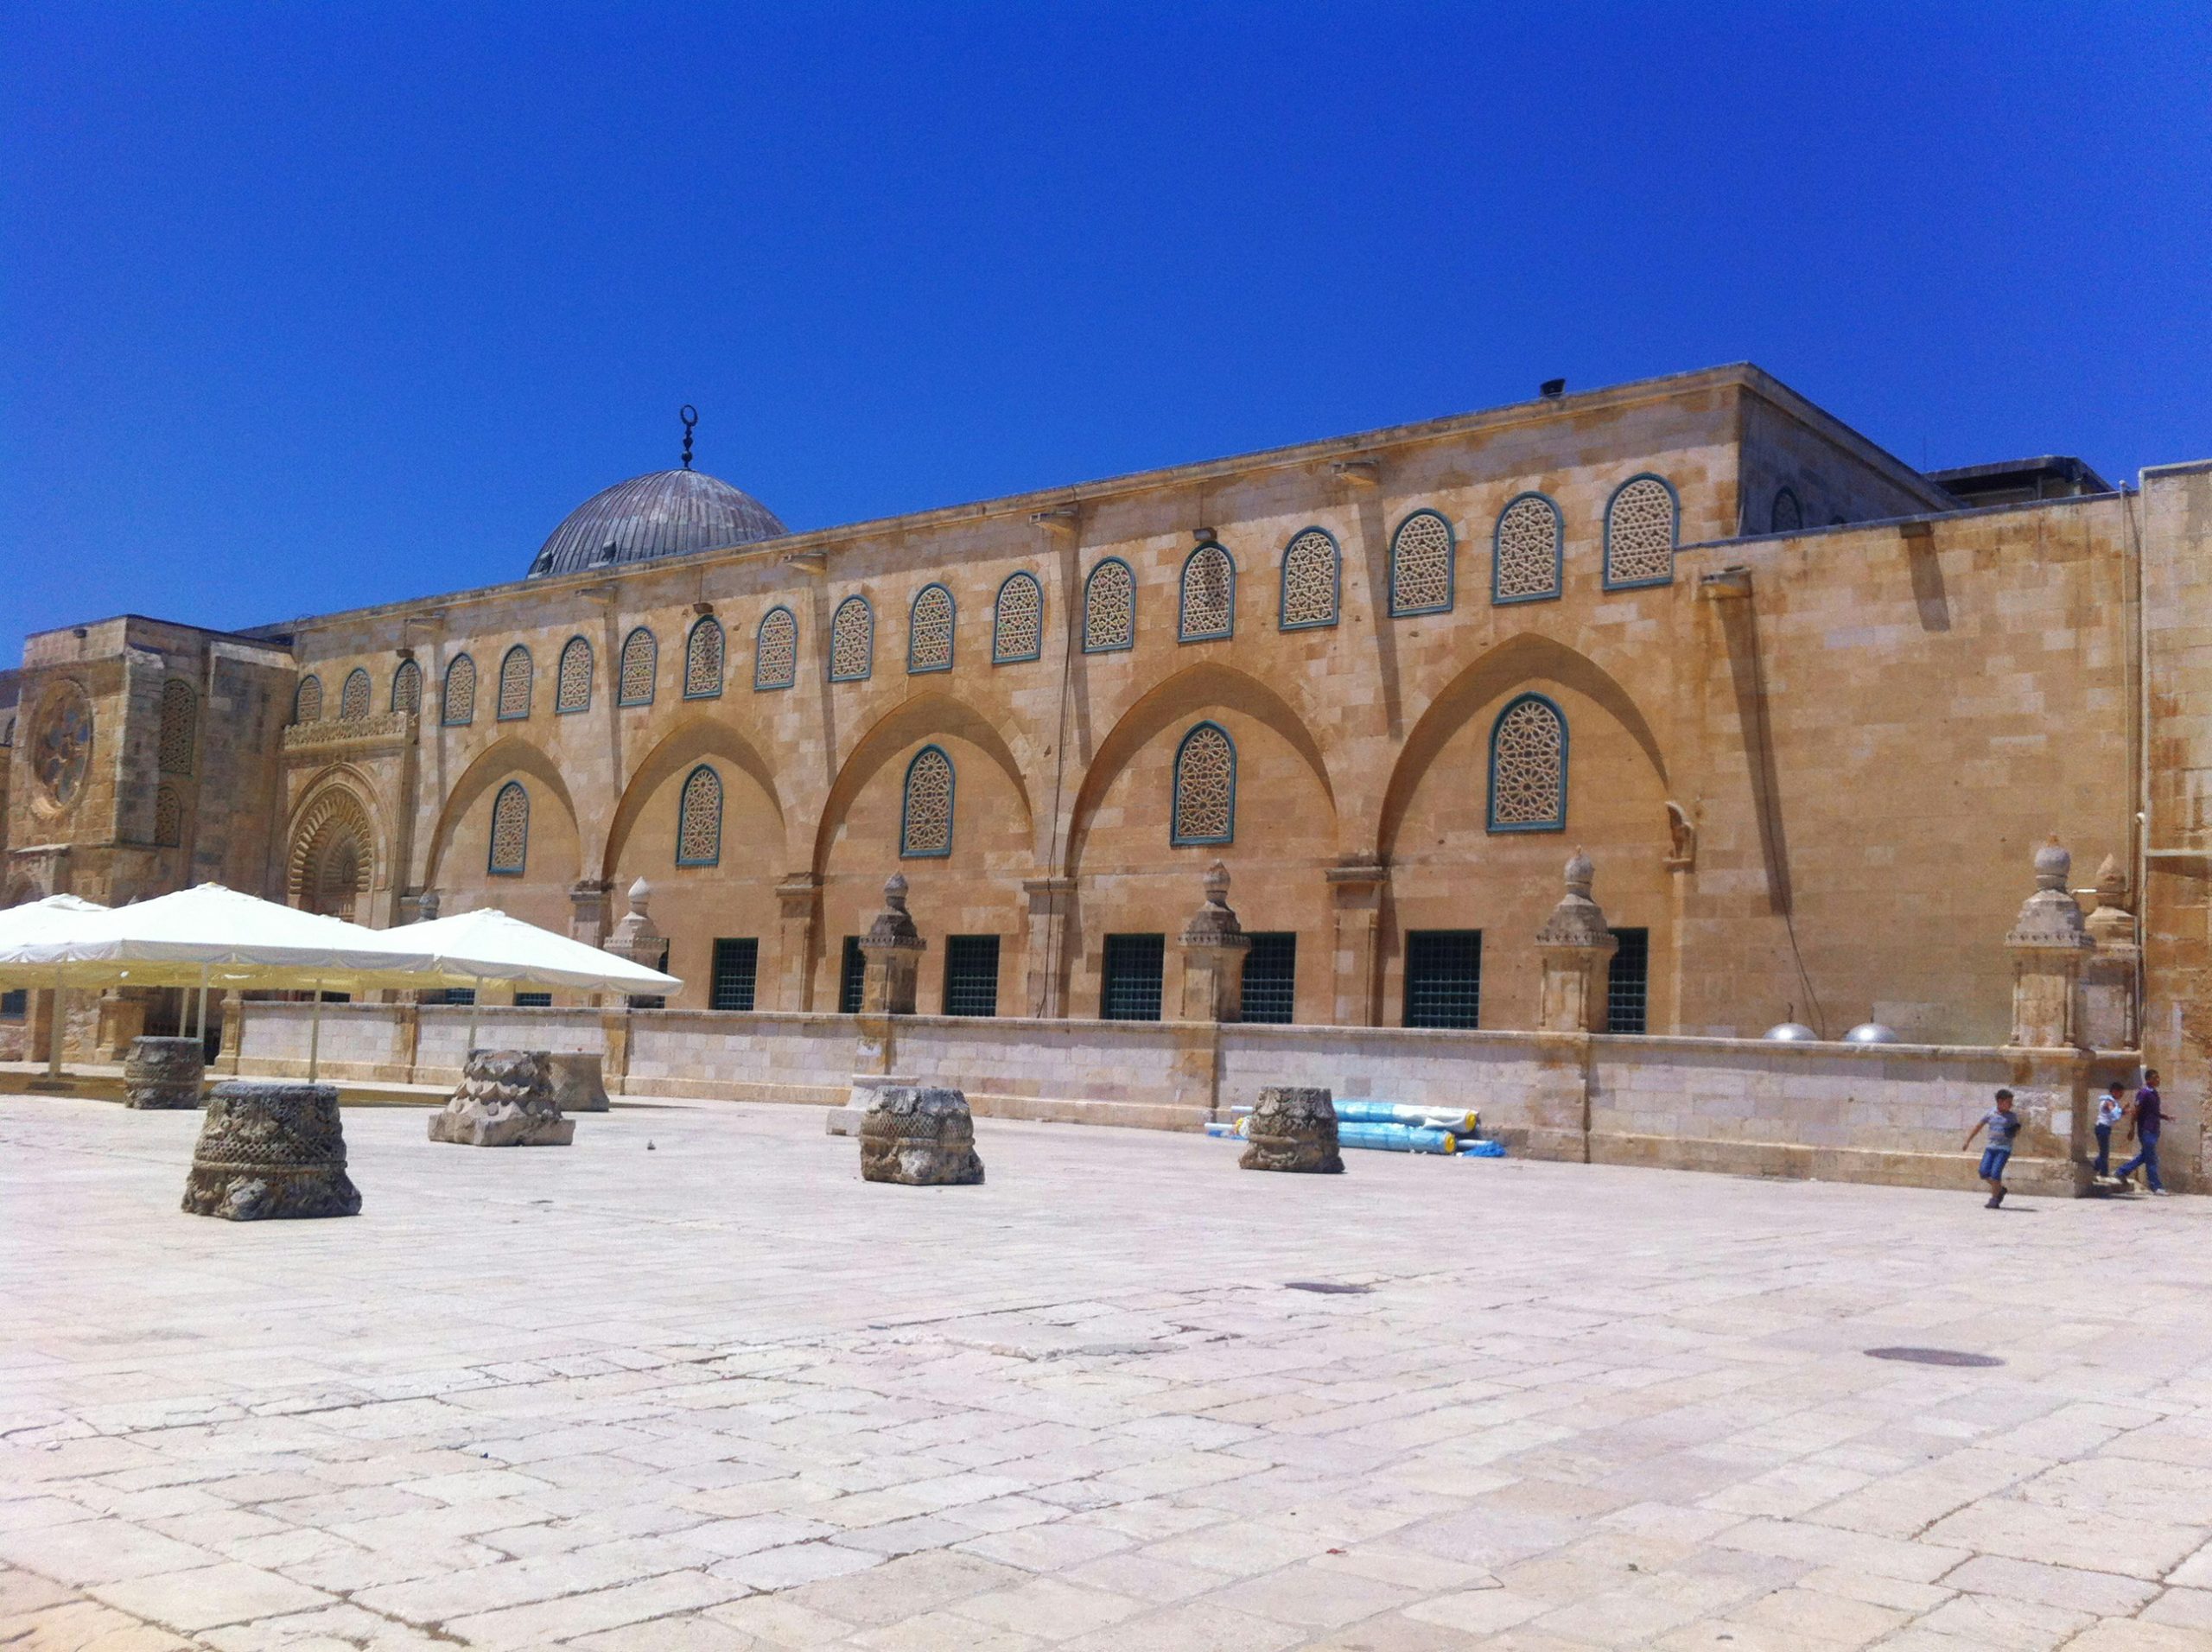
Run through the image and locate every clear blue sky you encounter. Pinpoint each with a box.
[5,4,2208,645]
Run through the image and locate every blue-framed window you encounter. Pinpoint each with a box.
[391,659,422,715]
[1179,542,1235,642]
[1389,510,1456,616]
[684,616,725,699]
[294,675,323,723]
[1603,473,1679,590]
[556,636,593,713]
[1171,721,1236,846]
[496,645,533,721]
[993,570,1044,663]
[1486,692,1567,832]
[1278,528,1339,630]
[441,655,475,726]
[1492,492,1563,606]
[755,607,798,690]
[676,764,722,865]
[487,779,529,874]
[1082,557,1135,653]
[1770,487,1803,534]
[829,595,874,682]
[340,670,372,721]
[618,628,657,706]
[908,582,956,674]
[899,744,955,858]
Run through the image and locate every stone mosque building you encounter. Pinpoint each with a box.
[5,363,2209,1189]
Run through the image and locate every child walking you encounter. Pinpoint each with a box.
[1964,1089,2022,1208]
[2095,1080,2126,1179]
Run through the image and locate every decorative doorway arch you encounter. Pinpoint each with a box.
[287,787,378,920]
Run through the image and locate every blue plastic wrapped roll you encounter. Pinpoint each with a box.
[1334,1099,1479,1132]
[1455,1139,1506,1158]
[1337,1121,1458,1154]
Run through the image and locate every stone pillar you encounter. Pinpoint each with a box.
[1325,863,1388,1026]
[2007,836,2094,1048]
[1536,849,1618,1034]
[859,874,925,1016]
[96,989,148,1062]
[1022,876,1075,1018]
[775,873,822,1011]
[216,989,245,1075]
[568,879,613,947]
[1179,861,1250,1022]
[603,878,664,975]
[2080,854,2140,1052]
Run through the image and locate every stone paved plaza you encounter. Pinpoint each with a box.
[3,1093,2211,1651]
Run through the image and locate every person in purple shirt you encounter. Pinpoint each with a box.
[2116,1068,2169,1196]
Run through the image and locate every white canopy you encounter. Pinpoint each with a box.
[0,893,109,948]
[386,907,682,994]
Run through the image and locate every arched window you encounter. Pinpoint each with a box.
[1604,474,1678,589]
[497,645,532,721]
[556,636,593,713]
[993,571,1044,664]
[755,607,798,690]
[675,765,722,866]
[1172,721,1236,846]
[908,584,956,674]
[294,676,323,724]
[830,595,873,682]
[1770,487,1803,534]
[1084,557,1135,653]
[487,780,529,874]
[684,616,725,699]
[1487,693,1567,832]
[900,745,955,858]
[1278,528,1339,630]
[442,655,476,726]
[1179,543,1235,641]
[156,680,194,775]
[340,669,372,721]
[153,784,184,848]
[1389,511,1455,616]
[1492,493,1563,605]
[619,627,657,705]
[391,659,422,715]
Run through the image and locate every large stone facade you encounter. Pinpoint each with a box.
[8,363,2211,1186]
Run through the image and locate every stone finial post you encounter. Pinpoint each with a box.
[603,877,664,971]
[1536,848,1619,1033]
[1179,861,1250,1021]
[2006,836,2094,1048]
[2079,852,2139,1050]
[567,878,613,947]
[416,888,442,922]
[858,874,925,1016]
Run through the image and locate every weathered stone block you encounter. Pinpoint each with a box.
[1240,1085,1344,1174]
[860,1085,983,1185]
[543,1051,609,1113]
[124,1035,204,1110]
[429,1049,575,1147]
[182,1081,361,1220]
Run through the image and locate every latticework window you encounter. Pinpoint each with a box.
[1278,529,1338,629]
[619,628,656,705]
[1084,558,1135,652]
[900,745,955,858]
[676,765,722,865]
[830,596,873,682]
[153,784,183,848]
[488,779,529,874]
[1493,494,1562,604]
[552,637,591,712]
[1172,721,1236,845]
[1390,511,1455,615]
[908,584,955,674]
[391,659,421,715]
[442,656,475,726]
[1770,487,1803,534]
[294,676,323,724]
[156,681,194,774]
[755,607,798,689]
[497,646,532,721]
[684,618,725,698]
[1605,476,1677,588]
[993,571,1043,664]
[1179,543,1235,640]
[340,669,372,721]
[1487,694,1567,832]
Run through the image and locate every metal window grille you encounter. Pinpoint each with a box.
[514,992,551,1008]
[1239,931,1297,1024]
[1607,927,1649,1034]
[839,936,865,1014]
[425,987,474,1007]
[711,937,760,1012]
[1404,930,1482,1029]
[1101,933,1165,1022]
[0,989,25,1019]
[943,935,1001,1017]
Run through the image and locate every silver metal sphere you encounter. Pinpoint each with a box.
[1843,1022,1901,1045]
[1763,1022,1819,1042]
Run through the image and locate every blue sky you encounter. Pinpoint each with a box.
[4,3,2208,644]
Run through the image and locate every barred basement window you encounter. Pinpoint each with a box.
[1101,933,1165,1021]
[442,656,475,726]
[1607,926,1649,1034]
[711,937,760,1011]
[619,628,657,705]
[830,596,874,682]
[1493,493,1562,605]
[942,934,1001,1017]
[294,676,323,723]
[497,646,532,721]
[1389,510,1455,615]
[514,992,551,1007]
[487,779,529,874]
[391,659,422,715]
[1179,542,1235,641]
[900,745,955,858]
[153,784,184,848]
[1604,474,1677,588]
[554,636,592,712]
[1404,930,1481,1028]
[908,583,955,673]
[838,935,866,1013]
[1240,931,1297,1024]
[684,617,725,699]
[755,607,798,690]
[1278,529,1338,630]
[1084,558,1135,653]
[993,570,1043,663]
[1171,721,1236,846]
[0,990,24,1020]
[676,765,722,866]
[156,680,194,774]
[1487,693,1567,832]
[1770,487,1803,534]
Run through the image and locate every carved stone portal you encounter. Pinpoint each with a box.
[124,1035,205,1110]
[1239,1085,1344,1174]
[182,1081,361,1220]
[429,1049,575,1147]
[859,1085,983,1185]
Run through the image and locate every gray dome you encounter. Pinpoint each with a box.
[526,467,785,579]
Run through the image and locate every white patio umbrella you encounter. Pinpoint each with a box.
[0,895,111,1083]
[384,907,682,1056]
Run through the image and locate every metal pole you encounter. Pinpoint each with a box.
[308,977,325,1082]
[465,976,481,1063]
[46,967,64,1080]
[194,966,208,1042]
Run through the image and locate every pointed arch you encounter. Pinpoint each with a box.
[601,717,786,881]
[421,735,582,890]
[285,776,385,919]
[810,690,1037,875]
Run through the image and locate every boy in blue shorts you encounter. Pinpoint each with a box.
[1963,1089,2021,1208]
